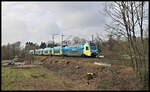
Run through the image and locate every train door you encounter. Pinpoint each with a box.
[52,48,54,55]
[50,48,52,56]
[60,48,63,55]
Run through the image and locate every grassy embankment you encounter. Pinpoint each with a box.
[2,65,84,90]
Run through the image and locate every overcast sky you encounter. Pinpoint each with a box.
[2,2,148,47]
[2,2,112,46]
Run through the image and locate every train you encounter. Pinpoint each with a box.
[29,42,99,57]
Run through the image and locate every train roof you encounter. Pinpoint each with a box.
[67,43,85,48]
[29,50,34,51]
[35,49,43,51]
[54,46,62,49]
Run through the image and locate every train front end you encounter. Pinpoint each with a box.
[83,42,99,57]
[89,42,99,57]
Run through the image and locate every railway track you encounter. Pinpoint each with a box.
[33,55,104,64]
[33,55,129,66]
[33,55,101,60]
[33,55,99,59]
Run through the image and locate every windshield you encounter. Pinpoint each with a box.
[90,43,96,50]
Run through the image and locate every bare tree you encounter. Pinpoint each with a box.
[72,36,81,45]
[2,41,22,60]
[80,38,87,44]
[104,1,148,89]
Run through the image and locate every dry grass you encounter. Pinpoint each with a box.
[2,56,147,90]
[41,56,141,90]
[2,65,87,90]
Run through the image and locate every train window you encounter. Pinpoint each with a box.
[90,43,96,50]
[44,50,48,53]
[86,46,89,50]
